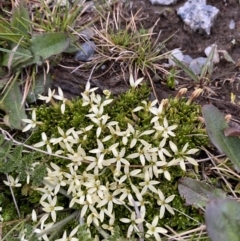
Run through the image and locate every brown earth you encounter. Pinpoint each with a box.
[54,0,240,122]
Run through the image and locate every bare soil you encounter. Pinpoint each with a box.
[54,0,240,121]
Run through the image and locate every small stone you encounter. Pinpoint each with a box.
[149,0,179,5]
[229,19,235,30]
[182,55,193,66]
[101,65,107,70]
[204,44,219,63]
[79,28,95,40]
[168,49,184,66]
[75,41,96,62]
[177,0,219,35]
[189,57,208,75]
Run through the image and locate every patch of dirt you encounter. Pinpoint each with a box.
[54,0,240,120]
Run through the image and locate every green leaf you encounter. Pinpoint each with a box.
[2,46,32,70]
[26,73,53,103]
[29,32,70,64]
[0,134,5,146]
[178,177,226,208]
[63,35,80,53]
[171,55,199,82]
[32,164,47,187]
[205,199,240,241]
[11,0,31,36]
[202,104,240,171]
[0,81,27,130]
[200,44,215,79]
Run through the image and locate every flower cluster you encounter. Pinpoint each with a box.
[17,75,206,240]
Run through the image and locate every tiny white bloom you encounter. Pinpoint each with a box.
[38,88,55,103]
[22,109,43,132]
[154,117,177,139]
[139,171,159,195]
[146,216,168,241]
[34,132,52,154]
[150,101,165,123]
[120,212,144,238]
[53,87,68,114]
[157,189,175,219]
[150,138,172,162]
[41,196,63,222]
[4,175,21,187]
[55,226,79,241]
[169,141,199,171]
[129,74,144,89]
[32,209,37,222]
[106,147,129,172]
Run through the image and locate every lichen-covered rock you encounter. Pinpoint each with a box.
[177,0,219,35]
[149,0,179,5]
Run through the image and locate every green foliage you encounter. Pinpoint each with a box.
[93,12,170,77]
[171,45,215,84]
[202,104,240,172]
[178,177,226,208]
[77,224,95,241]
[0,80,27,129]
[31,164,47,187]
[108,226,136,241]
[165,98,208,149]
[28,32,69,66]
[205,199,240,241]
[166,68,177,89]
[0,0,90,130]
[0,81,210,240]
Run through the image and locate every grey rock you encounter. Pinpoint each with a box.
[204,44,219,63]
[79,28,95,40]
[149,0,179,5]
[182,54,193,66]
[189,57,208,75]
[177,0,219,35]
[168,48,184,66]
[229,19,235,30]
[75,41,96,62]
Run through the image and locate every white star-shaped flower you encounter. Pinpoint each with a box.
[145,216,168,241]
[22,109,43,132]
[169,141,199,171]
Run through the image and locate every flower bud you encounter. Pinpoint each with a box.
[175,88,188,100]
[187,88,203,105]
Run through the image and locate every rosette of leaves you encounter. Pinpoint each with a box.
[0,0,88,129]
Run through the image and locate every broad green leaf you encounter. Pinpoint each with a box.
[202,105,240,171]
[178,177,226,208]
[29,32,70,64]
[11,0,31,36]
[205,199,240,241]
[0,81,27,130]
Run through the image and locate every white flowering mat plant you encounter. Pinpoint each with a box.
[1,75,208,240]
